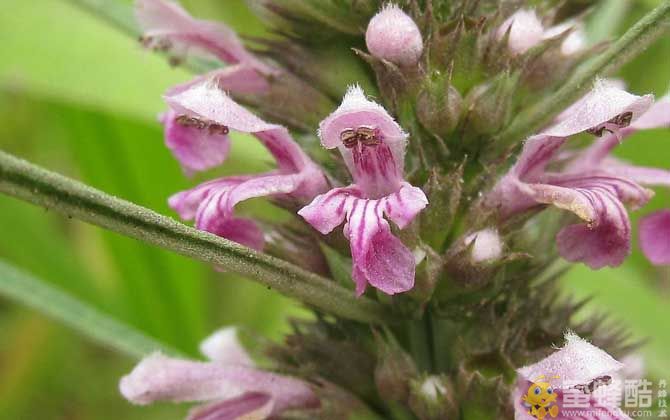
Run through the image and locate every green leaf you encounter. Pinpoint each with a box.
[0,259,183,359]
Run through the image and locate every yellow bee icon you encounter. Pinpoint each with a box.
[522,375,560,419]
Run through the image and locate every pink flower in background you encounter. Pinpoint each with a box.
[120,328,319,419]
[299,86,428,296]
[487,81,657,269]
[497,9,586,55]
[639,210,670,265]
[513,332,632,420]
[139,0,278,175]
[167,80,328,250]
[136,0,272,74]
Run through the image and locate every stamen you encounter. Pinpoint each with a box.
[176,115,229,134]
[586,112,633,137]
[339,127,382,148]
[572,375,612,394]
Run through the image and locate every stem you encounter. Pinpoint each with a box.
[495,0,670,150]
[0,259,183,359]
[0,151,394,325]
[66,0,139,37]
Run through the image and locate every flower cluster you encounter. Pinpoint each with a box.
[486,80,670,269]
[122,0,670,418]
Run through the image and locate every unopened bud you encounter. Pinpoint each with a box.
[543,22,586,56]
[374,334,417,402]
[409,375,458,420]
[464,75,517,135]
[464,228,503,263]
[365,4,423,67]
[496,9,544,55]
[440,228,506,292]
[417,82,462,136]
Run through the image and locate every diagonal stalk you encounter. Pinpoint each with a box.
[495,0,670,151]
[0,151,395,324]
[66,0,139,38]
[0,259,183,359]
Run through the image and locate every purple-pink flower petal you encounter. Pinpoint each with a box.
[299,183,427,296]
[639,210,670,265]
[545,80,653,138]
[165,81,327,249]
[120,353,318,415]
[301,86,427,295]
[161,108,231,175]
[318,85,407,198]
[567,97,670,173]
[514,333,631,420]
[136,0,271,73]
[518,332,623,390]
[188,393,273,420]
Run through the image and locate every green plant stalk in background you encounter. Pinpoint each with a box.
[0,259,183,359]
[0,151,393,325]
[496,0,670,151]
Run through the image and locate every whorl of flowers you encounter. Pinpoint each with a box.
[116,0,670,418]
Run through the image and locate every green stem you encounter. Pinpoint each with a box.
[0,151,394,325]
[66,0,139,37]
[495,0,670,150]
[0,259,183,359]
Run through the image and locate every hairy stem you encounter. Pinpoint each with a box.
[0,151,394,324]
[495,0,670,150]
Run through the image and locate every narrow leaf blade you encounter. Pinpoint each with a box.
[0,259,183,359]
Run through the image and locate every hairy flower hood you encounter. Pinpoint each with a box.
[300,86,427,296]
[513,333,631,420]
[166,79,328,250]
[120,328,319,419]
[487,81,657,269]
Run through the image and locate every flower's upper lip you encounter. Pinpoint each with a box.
[318,85,407,149]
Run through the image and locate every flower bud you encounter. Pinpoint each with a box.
[408,375,458,420]
[417,81,462,137]
[464,75,517,135]
[496,9,544,55]
[365,4,423,67]
[464,228,503,263]
[374,333,417,402]
[440,228,506,292]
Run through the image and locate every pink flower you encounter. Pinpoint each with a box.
[136,0,272,74]
[167,80,328,250]
[564,94,670,267]
[639,210,670,265]
[365,4,423,67]
[497,9,586,55]
[299,86,428,296]
[161,65,273,175]
[487,81,656,269]
[120,328,319,419]
[513,333,632,420]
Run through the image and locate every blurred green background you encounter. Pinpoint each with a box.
[0,0,668,419]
